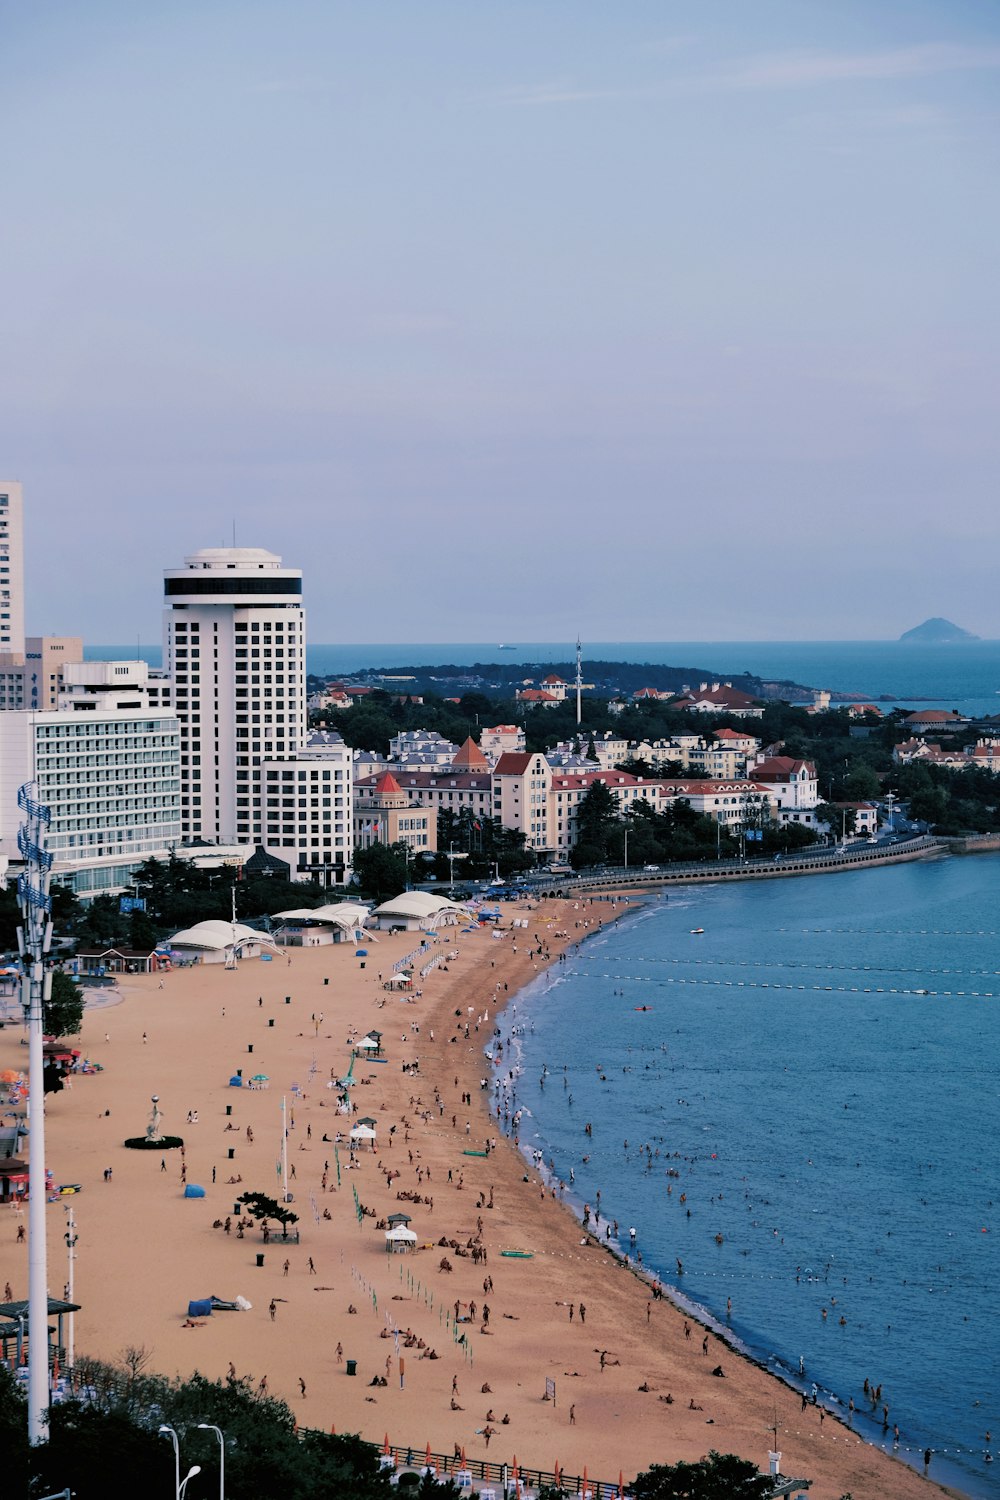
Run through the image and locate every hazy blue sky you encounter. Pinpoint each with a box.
[2,2,998,643]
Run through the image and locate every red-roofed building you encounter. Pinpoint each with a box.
[902,709,970,733]
[480,724,526,759]
[354,768,436,854]
[516,688,561,708]
[451,737,490,772]
[657,779,773,828]
[748,755,821,828]
[668,683,764,718]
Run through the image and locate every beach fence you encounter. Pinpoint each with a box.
[360,1442,627,1497]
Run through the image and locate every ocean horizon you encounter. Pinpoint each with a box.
[88,639,1000,720]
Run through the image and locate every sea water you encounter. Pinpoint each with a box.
[90,637,1000,718]
[496,856,1000,1497]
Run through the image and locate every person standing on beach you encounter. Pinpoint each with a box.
[269,1299,276,1321]
[569,1404,576,1425]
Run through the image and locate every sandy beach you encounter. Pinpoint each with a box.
[0,896,956,1499]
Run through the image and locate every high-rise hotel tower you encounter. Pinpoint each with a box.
[163,548,305,844]
[0,481,25,654]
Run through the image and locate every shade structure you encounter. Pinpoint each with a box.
[383,1433,390,1455]
[349,1124,376,1141]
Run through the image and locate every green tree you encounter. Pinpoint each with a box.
[351,842,409,901]
[237,1190,300,1239]
[45,970,85,1036]
[631,1450,772,1500]
[571,781,618,868]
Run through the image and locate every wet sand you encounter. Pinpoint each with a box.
[0,897,957,1498]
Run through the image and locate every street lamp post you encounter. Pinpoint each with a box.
[885,791,896,835]
[623,825,629,871]
[198,1423,226,1500]
[159,1425,180,1500]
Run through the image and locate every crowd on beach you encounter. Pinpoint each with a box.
[0,894,961,1499]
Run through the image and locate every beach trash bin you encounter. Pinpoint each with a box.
[268,1018,274,1027]
[226,1104,232,1115]
[256,1253,265,1268]
[228,1148,235,1160]
[324,977,329,985]
[360,962,366,969]
[346,1359,357,1376]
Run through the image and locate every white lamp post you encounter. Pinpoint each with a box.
[159,1425,180,1499]
[197,1423,225,1500]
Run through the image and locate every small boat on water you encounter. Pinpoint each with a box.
[690,928,705,935]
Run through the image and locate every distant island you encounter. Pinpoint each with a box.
[899,617,979,643]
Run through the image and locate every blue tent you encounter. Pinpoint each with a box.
[184,1183,206,1198]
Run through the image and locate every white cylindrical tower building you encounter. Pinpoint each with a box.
[163,547,305,846]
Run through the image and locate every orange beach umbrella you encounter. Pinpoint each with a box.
[383,1433,390,1455]
[425,1440,432,1468]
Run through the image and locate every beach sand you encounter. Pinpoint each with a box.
[0,897,955,1499]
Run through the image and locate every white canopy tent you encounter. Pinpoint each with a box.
[272,903,372,946]
[167,920,280,967]
[371,892,468,931]
[349,1124,377,1149]
[384,1225,418,1252]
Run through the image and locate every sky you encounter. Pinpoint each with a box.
[2,0,998,644]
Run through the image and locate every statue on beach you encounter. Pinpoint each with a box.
[145,1095,164,1143]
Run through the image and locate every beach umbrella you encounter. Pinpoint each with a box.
[330,1423,336,1435]
[582,1464,588,1497]
[554,1461,561,1489]
[425,1440,433,1470]
[460,1447,466,1468]
[618,1470,624,1498]
[383,1433,390,1455]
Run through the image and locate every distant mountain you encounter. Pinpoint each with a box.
[899,617,980,643]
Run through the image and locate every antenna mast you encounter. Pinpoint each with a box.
[16,780,53,1444]
[575,635,583,726]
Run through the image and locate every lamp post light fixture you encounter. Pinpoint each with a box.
[197,1422,226,1500]
[179,1465,202,1500]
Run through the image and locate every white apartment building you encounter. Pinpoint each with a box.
[0,482,25,654]
[163,548,305,846]
[261,730,353,886]
[480,725,525,760]
[0,660,181,898]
